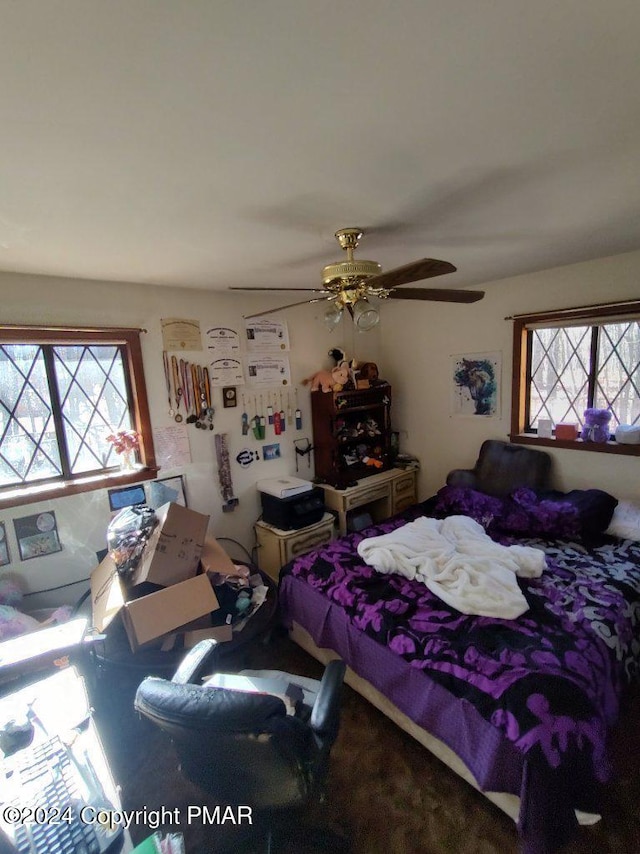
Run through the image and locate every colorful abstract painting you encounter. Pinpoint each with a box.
[451,351,501,417]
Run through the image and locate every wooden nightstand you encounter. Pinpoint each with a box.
[254,512,336,582]
[319,466,418,536]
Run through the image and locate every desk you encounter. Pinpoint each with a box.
[0,666,131,852]
[318,466,418,536]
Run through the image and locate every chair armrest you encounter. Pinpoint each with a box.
[171,639,220,685]
[445,469,478,490]
[310,660,346,742]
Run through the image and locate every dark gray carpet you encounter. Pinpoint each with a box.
[89,631,640,854]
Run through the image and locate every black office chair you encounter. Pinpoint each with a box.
[134,640,348,852]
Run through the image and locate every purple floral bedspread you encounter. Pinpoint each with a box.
[283,498,640,784]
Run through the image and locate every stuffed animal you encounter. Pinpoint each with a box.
[328,347,346,366]
[359,362,379,383]
[0,576,73,641]
[581,408,612,443]
[302,363,351,393]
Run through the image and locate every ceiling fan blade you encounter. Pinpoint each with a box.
[366,258,456,290]
[244,295,335,319]
[386,287,484,303]
[230,286,327,293]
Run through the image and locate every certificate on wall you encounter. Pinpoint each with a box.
[245,355,291,386]
[161,318,203,351]
[209,357,245,387]
[245,318,290,351]
[207,327,241,359]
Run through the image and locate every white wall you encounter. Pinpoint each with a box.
[380,248,640,502]
[4,249,639,607]
[1,271,382,607]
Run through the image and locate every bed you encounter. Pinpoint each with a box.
[278,449,640,854]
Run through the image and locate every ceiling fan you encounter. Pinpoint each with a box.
[231,227,484,330]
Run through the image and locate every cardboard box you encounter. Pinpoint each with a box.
[90,556,220,652]
[161,623,233,651]
[199,535,237,577]
[91,554,126,633]
[131,502,209,588]
[123,574,220,651]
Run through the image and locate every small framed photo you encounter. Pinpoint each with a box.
[14,512,62,561]
[147,475,187,509]
[262,443,281,461]
[0,522,10,567]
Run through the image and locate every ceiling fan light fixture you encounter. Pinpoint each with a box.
[351,298,380,331]
[324,304,344,331]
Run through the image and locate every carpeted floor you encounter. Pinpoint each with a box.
[89,631,640,854]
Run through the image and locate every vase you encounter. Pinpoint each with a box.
[120,449,135,471]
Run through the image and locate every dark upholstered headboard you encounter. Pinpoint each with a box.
[446,440,552,498]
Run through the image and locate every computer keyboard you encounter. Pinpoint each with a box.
[1,733,123,854]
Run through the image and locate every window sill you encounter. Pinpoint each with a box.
[0,466,160,511]
[509,434,640,456]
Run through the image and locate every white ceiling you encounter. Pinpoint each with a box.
[1,1,639,297]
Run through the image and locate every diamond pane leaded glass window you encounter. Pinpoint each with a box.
[0,327,152,497]
[0,344,62,486]
[53,345,133,473]
[526,318,640,435]
[530,326,591,428]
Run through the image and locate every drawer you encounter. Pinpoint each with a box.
[393,493,416,514]
[393,473,416,497]
[286,524,334,560]
[345,483,388,510]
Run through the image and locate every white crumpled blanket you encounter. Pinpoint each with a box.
[356,515,546,619]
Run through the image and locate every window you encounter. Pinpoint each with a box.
[0,326,157,507]
[511,300,640,454]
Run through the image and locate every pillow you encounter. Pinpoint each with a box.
[433,486,504,531]
[605,500,640,541]
[535,488,618,540]
[498,488,581,540]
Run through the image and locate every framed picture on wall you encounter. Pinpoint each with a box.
[0,522,10,567]
[13,512,62,561]
[147,475,187,509]
[450,351,501,418]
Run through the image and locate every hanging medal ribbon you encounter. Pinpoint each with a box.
[171,356,183,422]
[203,367,214,430]
[189,363,199,425]
[163,351,175,418]
[180,359,190,415]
